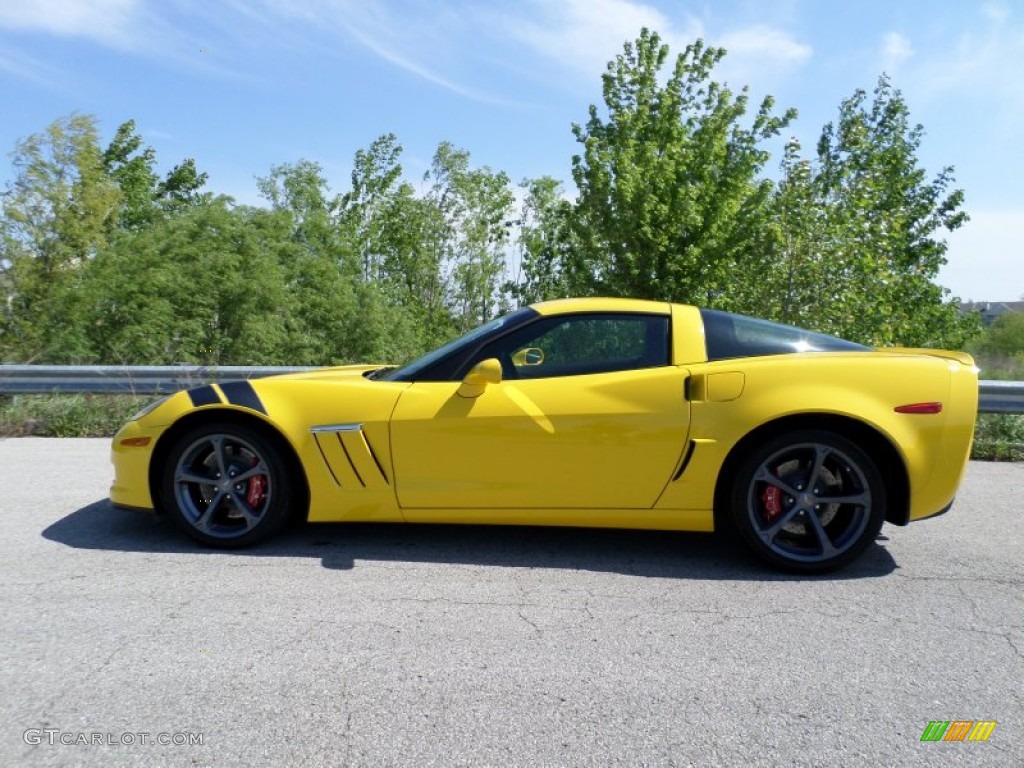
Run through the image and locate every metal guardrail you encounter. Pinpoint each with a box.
[0,365,1021,413]
[977,381,1024,414]
[0,365,315,395]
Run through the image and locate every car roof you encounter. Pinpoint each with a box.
[530,297,676,316]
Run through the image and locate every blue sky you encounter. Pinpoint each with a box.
[1,0,1021,301]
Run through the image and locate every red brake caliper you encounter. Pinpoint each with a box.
[761,485,782,522]
[246,458,266,508]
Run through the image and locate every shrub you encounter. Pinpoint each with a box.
[971,413,1024,462]
[0,394,150,437]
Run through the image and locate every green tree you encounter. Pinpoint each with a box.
[338,134,404,283]
[811,75,976,347]
[424,142,514,331]
[84,199,294,365]
[102,120,160,231]
[507,176,579,305]
[758,137,835,328]
[257,152,428,365]
[103,119,208,230]
[257,159,343,257]
[336,135,442,359]
[570,29,795,307]
[1,114,120,362]
[256,160,369,362]
[970,311,1024,360]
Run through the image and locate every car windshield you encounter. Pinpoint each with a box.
[701,309,870,361]
[380,308,534,381]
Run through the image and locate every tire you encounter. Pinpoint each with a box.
[728,429,886,574]
[160,422,293,548]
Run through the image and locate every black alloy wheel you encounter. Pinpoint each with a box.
[161,422,293,548]
[729,429,886,573]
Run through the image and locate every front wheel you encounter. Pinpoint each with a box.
[160,422,294,548]
[728,430,886,573]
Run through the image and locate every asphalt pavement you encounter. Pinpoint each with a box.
[1,438,1021,767]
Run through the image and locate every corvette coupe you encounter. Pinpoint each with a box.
[110,297,978,573]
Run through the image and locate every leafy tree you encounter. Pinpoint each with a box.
[244,205,361,366]
[424,142,514,331]
[0,115,210,363]
[102,120,160,231]
[971,311,1024,358]
[810,76,977,347]
[507,176,580,305]
[338,134,404,282]
[381,189,446,307]
[257,152,427,364]
[257,159,342,256]
[103,120,208,230]
[256,160,368,361]
[1,114,119,362]
[758,138,835,328]
[570,29,795,307]
[336,135,446,358]
[84,199,292,364]
[157,158,208,211]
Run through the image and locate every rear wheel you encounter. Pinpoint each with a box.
[729,430,885,573]
[160,422,293,548]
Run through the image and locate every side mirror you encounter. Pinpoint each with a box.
[457,358,502,398]
[511,347,545,366]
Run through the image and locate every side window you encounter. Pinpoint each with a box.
[476,314,669,379]
[701,309,869,361]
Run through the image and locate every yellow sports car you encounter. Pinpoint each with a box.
[110,297,978,573]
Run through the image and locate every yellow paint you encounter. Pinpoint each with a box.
[110,298,978,536]
[457,358,502,398]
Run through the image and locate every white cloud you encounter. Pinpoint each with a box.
[506,1,810,90]
[0,1,280,83]
[982,2,1011,24]
[232,1,811,105]
[504,0,694,76]
[912,6,1024,110]
[0,47,59,86]
[334,14,509,104]
[712,24,812,85]
[940,209,1024,301]
[718,25,811,64]
[0,0,141,47]
[252,0,517,104]
[880,31,913,73]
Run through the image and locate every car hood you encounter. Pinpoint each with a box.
[264,364,392,382]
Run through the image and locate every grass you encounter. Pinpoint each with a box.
[972,353,1024,382]
[968,354,1024,461]
[972,413,1024,462]
[0,393,151,437]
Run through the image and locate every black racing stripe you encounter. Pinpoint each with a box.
[218,380,267,415]
[188,385,221,407]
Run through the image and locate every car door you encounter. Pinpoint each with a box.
[389,312,691,511]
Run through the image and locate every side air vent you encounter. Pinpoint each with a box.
[310,424,389,489]
[672,440,696,482]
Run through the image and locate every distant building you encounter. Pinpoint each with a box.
[960,301,1024,326]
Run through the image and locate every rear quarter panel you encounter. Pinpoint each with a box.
[656,352,977,523]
